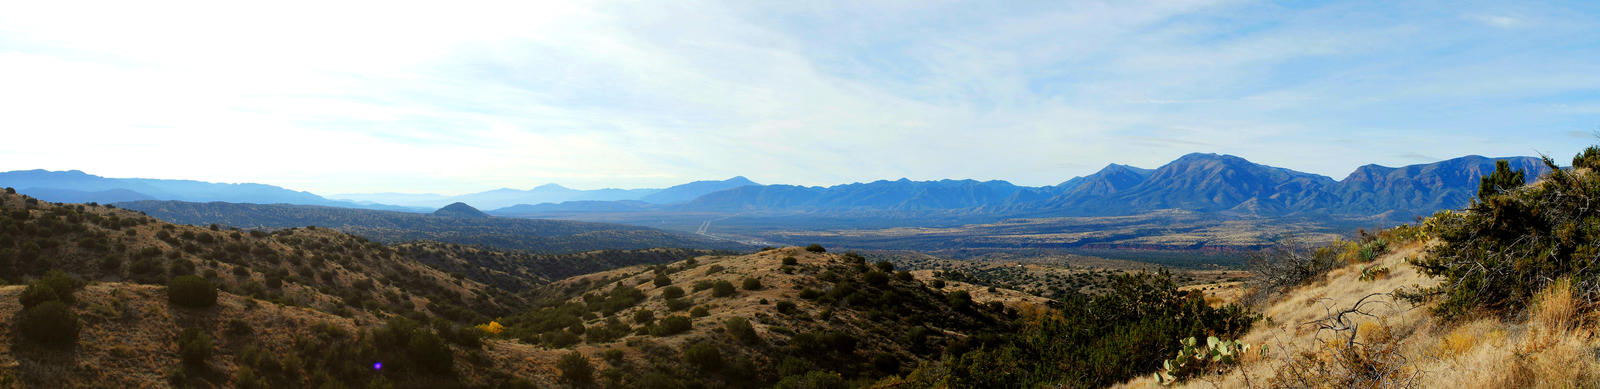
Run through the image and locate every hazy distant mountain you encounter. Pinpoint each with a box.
[639,176,758,204]
[1331,155,1551,215]
[338,177,757,209]
[0,169,415,210]
[432,202,489,218]
[13,187,156,204]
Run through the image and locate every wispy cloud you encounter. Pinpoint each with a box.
[0,0,1595,194]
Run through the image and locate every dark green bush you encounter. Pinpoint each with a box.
[741,277,762,291]
[557,351,594,387]
[1477,159,1527,199]
[653,315,692,336]
[633,309,656,324]
[665,298,692,311]
[874,261,894,272]
[17,300,78,344]
[805,244,826,253]
[863,271,889,285]
[1412,153,1600,321]
[775,300,799,315]
[724,317,759,344]
[653,273,672,288]
[712,280,736,297]
[661,286,685,299]
[683,342,722,371]
[20,270,84,309]
[782,257,798,266]
[690,306,710,317]
[692,280,715,292]
[177,328,213,366]
[168,275,217,308]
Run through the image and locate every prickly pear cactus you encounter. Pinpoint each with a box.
[1154,336,1261,385]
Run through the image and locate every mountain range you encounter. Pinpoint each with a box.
[1,154,1554,228]
[332,176,761,209]
[491,153,1552,222]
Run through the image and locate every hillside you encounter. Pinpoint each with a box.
[115,200,750,253]
[496,247,1016,387]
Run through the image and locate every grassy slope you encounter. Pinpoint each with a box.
[499,247,1015,386]
[1118,239,1600,388]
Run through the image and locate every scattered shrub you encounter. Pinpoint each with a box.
[741,277,762,291]
[724,317,759,344]
[632,310,656,324]
[653,273,672,288]
[17,300,78,344]
[557,351,594,387]
[775,300,799,315]
[782,257,798,266]
[683,342,723,371]
[805,244,826,253]
[168,275,217,308]
[690,306,710,317]
[661,286,685,299]
[653,315,692,336]
[177,328,214,367]
[712,280,737,297]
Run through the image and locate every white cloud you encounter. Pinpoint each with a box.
[0,0,1595,194]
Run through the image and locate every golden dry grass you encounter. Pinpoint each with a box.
[1116,241,1600,389]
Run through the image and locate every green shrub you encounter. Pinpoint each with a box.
[946,290,972,310]
[632,310,656,324]
[805,244,826,253]
[177,328,213,366]
[683,342,722,371]
[557,351,594,387]
[1477,159,1526,199]
[17,300,78,344]
[692,280,715,292]
[1412,152,1600,321]
[724,317,759,344]
[168,275,217,308]
[775,370,844,389]
[653,315,692,336]
[711,280,736,297]
[20,270,84,309]
[874,261,894,272]
[741,277,762,291]
[652,273,672,288]
[895,271,914,282]
[661,286,685,299]
[864,271,889,285]
[601,349,625,364]
[665,298,693,311]
[690,306,710,317]
[782,257,798,266]
[775,300,799,315]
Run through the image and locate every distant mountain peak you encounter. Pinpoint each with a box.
[533,183,570,190]
[432,202,489,218]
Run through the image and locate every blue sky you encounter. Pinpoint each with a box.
[0,0,1595,195]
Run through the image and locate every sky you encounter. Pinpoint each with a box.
[1,0,1597,195]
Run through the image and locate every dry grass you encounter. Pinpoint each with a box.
[1116,241,1600,389]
